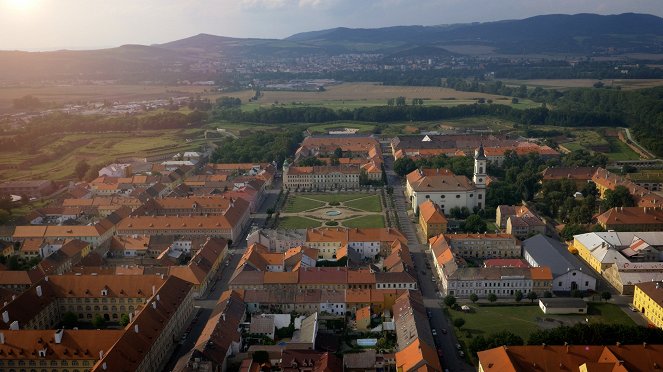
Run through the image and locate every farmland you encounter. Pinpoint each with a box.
[237,82,539,111]
[0,84,216,112]
[503,79,663,91]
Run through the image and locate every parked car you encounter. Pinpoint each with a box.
[432,328,437,336]
[458,350,465,358]
[629,305,638,312]
[455,343,462,350]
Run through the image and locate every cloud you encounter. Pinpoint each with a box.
[239,0,333,9]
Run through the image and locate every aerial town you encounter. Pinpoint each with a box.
[3,3,663,372]
[1,122,663,372]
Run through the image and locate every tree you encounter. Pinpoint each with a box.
[62,312,78,328]
[333,147,343,158]
[252,350,270,364]
[486,181,521,210]
[463,214,487,233]
[601,186,636,210]
[453,318,466,330]
[469,293,479,304]
[488,293,498,303]
[299,156,325,166]
[561,224,588,241]
[514,290,523,302]
[84,164,103,182]
[74,160,90,180]
[444,295,457,308]
[393,157,417,177]
[601,291,612,302]
[395,96,406,106]
[92,314,106,329]
[527,291,538,303]
[512,97,520,104]
[119,313,130,327]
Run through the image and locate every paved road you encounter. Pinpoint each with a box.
[623,127,655,159]
[384,154,473,372]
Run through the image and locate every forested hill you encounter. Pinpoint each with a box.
[287,13,663,54]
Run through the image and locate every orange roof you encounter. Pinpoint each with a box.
[597,207,663,226]
[530,266,553,281]
[347,269,376,284]
[0,330,122,361]
[356,306,371,321]
[264,271,298,284]
[345,289,371,303]
[395,339,442,372]
[419,200,448,224]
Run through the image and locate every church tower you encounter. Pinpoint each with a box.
[473,143,487,189]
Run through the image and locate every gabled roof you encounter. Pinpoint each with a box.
[419,200,448,224]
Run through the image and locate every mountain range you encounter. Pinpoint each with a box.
[2,13,663,81]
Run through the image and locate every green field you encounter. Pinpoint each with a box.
[451,303,636,356]
[606,137,642,161]
[283,196,326,213]
[342,215,385,228]
[306,122,378,134]
[298,193,372,204]
[344,195,383,212]
[277,216,322,229]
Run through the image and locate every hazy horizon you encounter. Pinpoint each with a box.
[2,0,663,51]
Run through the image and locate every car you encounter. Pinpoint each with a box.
[441,328,448,334]
[629,305,638,312]
[455,343,461,350]
[427,310,432,318]
[458,351,465,358]
[432,329,437,336]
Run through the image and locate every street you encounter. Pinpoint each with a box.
[384,153,474,372]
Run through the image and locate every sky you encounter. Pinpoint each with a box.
[1,0,663,51]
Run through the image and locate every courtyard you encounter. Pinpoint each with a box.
[278,193,386,229]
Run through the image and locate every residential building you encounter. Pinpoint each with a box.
[305,227,407,260]
[429,233,521,260]
[496,205,546,238]
[0,180,56,198]
[540,167,598,188]
[633,281,663,329]
[523,234,596,293]
[98,163,132,178]
[393,291,441,372]
[477,344,663,372]
[418,200,448,238]
[572,231,663,294]
[596,207,663,231]
[246,228,306,253]
[593,167,663,208]
[355,306,371,330]
[282,162,361,190]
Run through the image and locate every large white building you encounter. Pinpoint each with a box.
[405,145,487,214]
[523,234,596,293]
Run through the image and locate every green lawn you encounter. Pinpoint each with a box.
[303,193,369,204]
[344,195,383,212]
[277,216,322,229]
[283,196,326,213]
[451,302,635,351]
[306,122,377,134]
[342,215,385,228]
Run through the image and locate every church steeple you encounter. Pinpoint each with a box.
[473,143,487,189]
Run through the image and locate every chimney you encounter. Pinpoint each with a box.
[129,313,133,323]
[134,325,139,333]
[99,350,104,359]
[36,286,42,297]
[156,294,160,301]
[2,311,8,323]
[54,329,64,344]
[9,321,18,330]
[45,276,48,282]
[222,313,226,321]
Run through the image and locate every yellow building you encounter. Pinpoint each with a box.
[418,200,447,238]
[633,281,663,329]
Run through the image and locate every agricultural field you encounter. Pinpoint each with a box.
[559,129,641,160]
[503,79,663,91]
[0,128,209,181]
[237,82,539,111]
[0,84,216,112]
